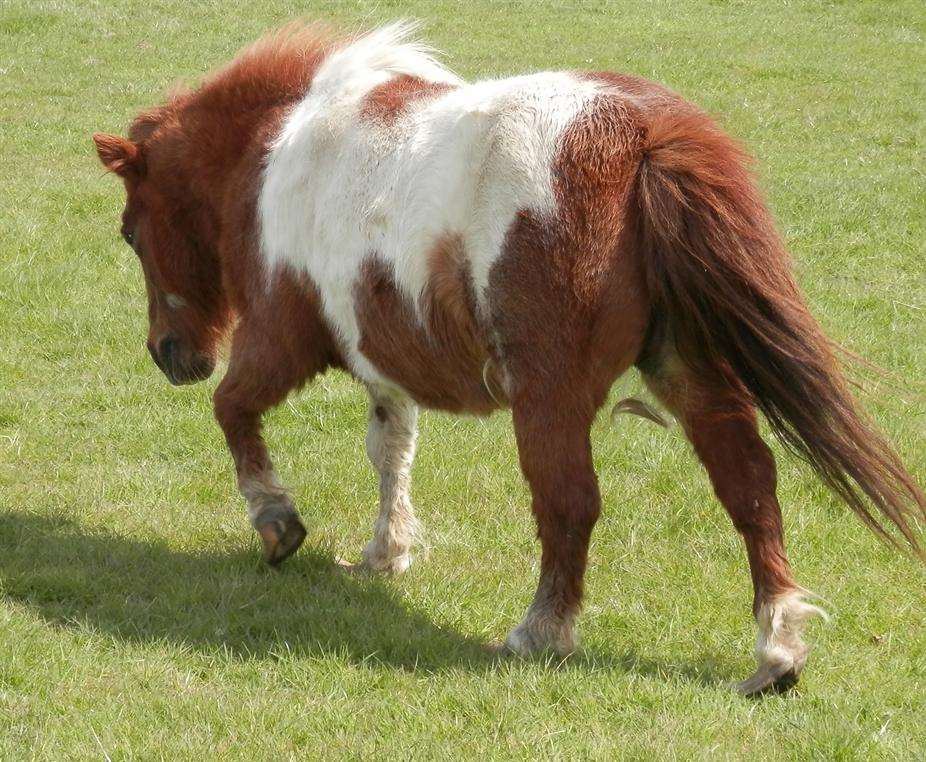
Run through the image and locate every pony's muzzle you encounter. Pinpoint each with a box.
[146,339,162,371]
[148,335,215,385]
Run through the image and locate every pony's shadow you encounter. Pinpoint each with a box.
[0,511,736,685]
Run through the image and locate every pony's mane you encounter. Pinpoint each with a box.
[311,21,461,95]
[127,21,458,143]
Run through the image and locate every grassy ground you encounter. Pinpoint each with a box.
[1,0,925,758]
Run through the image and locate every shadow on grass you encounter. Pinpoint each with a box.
[0,511,735,685]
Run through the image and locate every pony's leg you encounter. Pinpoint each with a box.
[504,394,600,655]
[645,365,825,694]
[355,389,420,574]
[213,321,326,566]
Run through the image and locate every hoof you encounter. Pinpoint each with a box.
[503,624,540,657]
[360,541,413,575]
[503,617,577,658]
[484,639,511,657]
[257,515,307,567]
[734,662,801,696]
[335,553,411,575]
[735,590,825,696]
[334,556,372,575]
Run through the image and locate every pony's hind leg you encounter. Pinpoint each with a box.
[503,393,601,656]
[353,388,420,574]
[644,361,825,694]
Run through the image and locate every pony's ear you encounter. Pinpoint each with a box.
[93,133,144,178]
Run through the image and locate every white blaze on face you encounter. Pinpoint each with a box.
[258,23,602,388]
[164,292,188,310]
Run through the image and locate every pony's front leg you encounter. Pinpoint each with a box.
[212,328,319,566]
[355,389,420,574]
[504,395,601,655]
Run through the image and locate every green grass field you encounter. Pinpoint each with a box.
[2,0,925,758]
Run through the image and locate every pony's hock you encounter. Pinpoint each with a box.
[94,21,925,694]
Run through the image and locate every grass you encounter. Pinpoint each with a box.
[1,0,924,758]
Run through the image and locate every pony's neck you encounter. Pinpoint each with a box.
[153,40,334,293]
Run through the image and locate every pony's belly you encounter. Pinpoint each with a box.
[349,255,503,414]
[355,346,500,415]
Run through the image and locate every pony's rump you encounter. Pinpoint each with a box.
[632,106,926,554]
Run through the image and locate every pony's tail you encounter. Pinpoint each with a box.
[632,106,925,555]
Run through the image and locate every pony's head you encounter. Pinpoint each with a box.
[93,117,230,385]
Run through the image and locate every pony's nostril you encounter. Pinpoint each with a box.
[157,337,178,366]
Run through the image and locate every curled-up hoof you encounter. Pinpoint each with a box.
[336,555,412,575]
[734,663,800,697]
[503,624,541,657]
[360,542,413,575]
[735,590,825,697]
[334,557,373,575]
[334,553,412,575]
[503,617,577,658]
[257,515,307,567]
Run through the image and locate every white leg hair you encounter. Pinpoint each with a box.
[736,589,828,695]
[238,467,307,566]
[239,468,296,528]
[360,389,420,574]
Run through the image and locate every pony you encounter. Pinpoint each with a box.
[93,21,924,694]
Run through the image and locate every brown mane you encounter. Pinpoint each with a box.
[128,22,342,165]
[189,22,340,116]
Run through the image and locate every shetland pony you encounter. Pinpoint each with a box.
[93,22,924,694]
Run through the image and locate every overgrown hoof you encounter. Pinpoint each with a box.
[734,663,801,697]
[502,618,577,658]
[735,590,824,697]
[335,551,412,576]
[257,515,307,567]
[334,556,371,575]
[361,540,414,575]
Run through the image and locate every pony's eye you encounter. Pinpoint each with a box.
[122,229,135,247]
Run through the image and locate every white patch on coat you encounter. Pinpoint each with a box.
[258,23,603,387]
